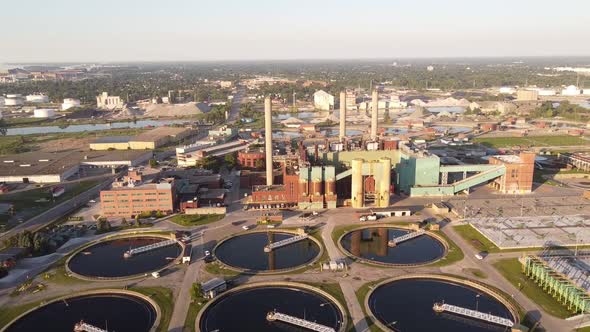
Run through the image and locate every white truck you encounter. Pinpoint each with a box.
[359,214,378,222]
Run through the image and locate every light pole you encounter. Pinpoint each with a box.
[475,294,481,312]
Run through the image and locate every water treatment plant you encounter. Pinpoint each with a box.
[198,283,346,332]
[67,235,182,279]
[366,275,519,332]
[339,226,447,266]
[213,231,322,272]
[3,290,158,332]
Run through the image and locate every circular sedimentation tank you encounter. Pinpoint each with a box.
[339,226,446,266]
[366,275,519,332]
[3,290,158,332]
[198,283,346,332]
[67,235,182,279]
[213,231,321,273]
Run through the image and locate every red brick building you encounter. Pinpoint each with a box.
[489,152,535,194]
[238,150,265,169]
[101,179,176,218]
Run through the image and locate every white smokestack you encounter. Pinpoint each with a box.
[264,96,273,186]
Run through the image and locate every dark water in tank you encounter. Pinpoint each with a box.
[340,228,445,265]
[200,286,343,332]
[68,237,181,278]
[214,232,320,271]
[369,278,514,332]
[5,294,156,332]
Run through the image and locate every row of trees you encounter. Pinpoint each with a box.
[532,101,590,121]
[2,230,50,255]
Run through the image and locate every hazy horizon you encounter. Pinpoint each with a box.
[3,0,590,63]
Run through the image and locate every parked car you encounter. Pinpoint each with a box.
[475,251,488,260]
[242,225,251,230]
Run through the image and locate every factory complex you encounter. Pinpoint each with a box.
[244,91,535,211]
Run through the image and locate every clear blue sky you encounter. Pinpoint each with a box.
[3,0,589,62]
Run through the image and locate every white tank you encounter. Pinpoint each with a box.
[33,108,55,118]
[26,94,49,103]
[4,94,23,106]
[62,98,81,110]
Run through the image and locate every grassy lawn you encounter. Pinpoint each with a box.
[0,180,100,231]
[473,135,588,148]
[183,292,209,332]
[204,262,241,276]
[453,224,501,253]
[130,287,174,332]
[4,117,47,127]
[42,265,88,285]
[493,258,572,319]
[169,214,225,226]
[428,230,464,267]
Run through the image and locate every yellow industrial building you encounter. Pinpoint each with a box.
[90,127,193,150]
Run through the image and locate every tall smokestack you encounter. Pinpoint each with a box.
[339,91,346,142]
[264,96,273,186]
[371,89,378,140]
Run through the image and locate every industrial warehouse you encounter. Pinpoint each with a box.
[0,150,153,183]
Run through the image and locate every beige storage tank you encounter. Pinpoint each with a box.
[351,158,364,208]
[378,157,391,207]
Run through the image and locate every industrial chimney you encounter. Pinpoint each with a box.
[339,91,346,142]
[264,96,273,186]
[371,89,378,140]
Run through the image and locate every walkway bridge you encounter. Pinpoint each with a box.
[73,321,108,332]
[266,311,335,332]
[411,165,505,196]
[432,302,514,328]
[388,230,425,247]
[124,239,177,258]
[264,234,308,252]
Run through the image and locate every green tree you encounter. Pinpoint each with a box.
[224,153,237,169]
[254,158,265,170]
[190,283,203,300]
[149,159,158,168]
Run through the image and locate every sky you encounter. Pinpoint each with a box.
[2,0,590,62]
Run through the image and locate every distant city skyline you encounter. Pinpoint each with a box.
[2,0,590,62]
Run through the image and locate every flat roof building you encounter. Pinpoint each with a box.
[0,150,152,183]
[100,178,177,218]
[90,127,193,150]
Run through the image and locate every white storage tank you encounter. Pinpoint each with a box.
[33,108,55,118]
[4,94,23,106]
[26,94,49,103]
[62,98,81,110]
